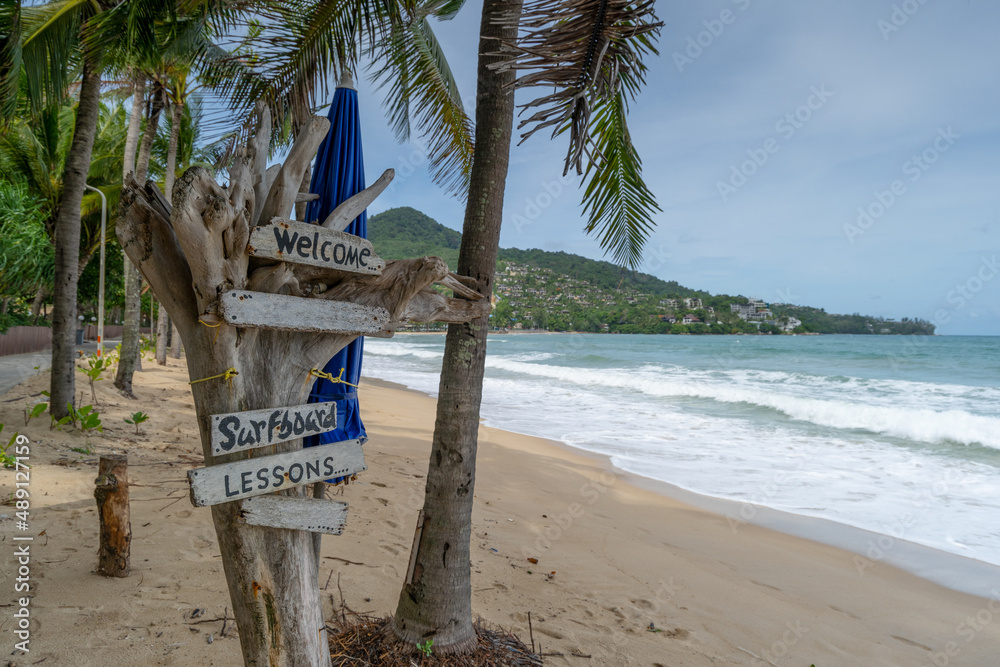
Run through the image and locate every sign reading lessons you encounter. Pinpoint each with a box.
[248,218,384,276]
[210,402,337,456]
[188,439,366,507]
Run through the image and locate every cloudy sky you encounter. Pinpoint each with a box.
[342,0,1000,335]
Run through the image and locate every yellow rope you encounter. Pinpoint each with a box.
[309,367,360,389]
[190,367,239,385]
[199,318,223,344]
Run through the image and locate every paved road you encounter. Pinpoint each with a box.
[0,351,52,397]
[0,340,107,397]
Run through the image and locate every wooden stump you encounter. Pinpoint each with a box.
[94,455,131,577]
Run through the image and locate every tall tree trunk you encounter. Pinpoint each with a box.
[156,100,184,366]
[170,321,182,358]
[115,80,164,397]
[392,0,521,653]
[116,104,486,663]
[30,285,47,323]
[50,62,103,420]
[123,74,145,179]
[155,304,168,364]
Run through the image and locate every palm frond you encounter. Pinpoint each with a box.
[0,0,22,120]
[580,90,659,269]
[198,0,409,163]
[369,7,473,198]
[20,0,93,114]
[492,0,661,175]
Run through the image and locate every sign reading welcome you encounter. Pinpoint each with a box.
[248,218,384,275]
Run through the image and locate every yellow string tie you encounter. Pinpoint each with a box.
[309,367,360,389]
[199,318,223,343]
[190,367,239,385]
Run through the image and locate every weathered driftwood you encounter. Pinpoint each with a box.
[238,496,348,535]
[188,439,366,507]
[116,102,489,667]
[320,168,395,231]
[210,401,338,456]
[94,455,131,577]
[218,290,390,334]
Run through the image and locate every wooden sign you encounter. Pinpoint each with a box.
[219,290,390,334]
[210,402,338,456]
[237,496,348,535]
[248,218,384,276]
[188,439,366,507]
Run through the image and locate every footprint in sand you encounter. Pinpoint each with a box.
[829,605,860,620]
[891,635,932,651]
[750,579,781,592]
[378,542,402,556]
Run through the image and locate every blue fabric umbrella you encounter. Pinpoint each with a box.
[303,72,368,473]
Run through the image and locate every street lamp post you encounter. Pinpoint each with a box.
[84,184,107,357]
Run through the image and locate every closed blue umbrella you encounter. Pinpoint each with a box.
[304,71,368,474]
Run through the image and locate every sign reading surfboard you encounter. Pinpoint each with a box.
[218,290,390,334]
[188,439,366,507]
[248,218,384,276]
[210,402,338,456]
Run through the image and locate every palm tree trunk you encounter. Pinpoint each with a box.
[155,304,168,364]
[123,74,145,179]
[50,62,103,420]
[170,321,182,358]
[115,80,164,397]
[30,285,47,323]
[165,97,183,194]
[155,92,187,370]
[392,0,521,653]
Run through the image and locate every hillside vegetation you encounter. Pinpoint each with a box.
[367,207,934,335]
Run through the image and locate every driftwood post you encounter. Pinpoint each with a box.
[116,103,489,666]
[94,455,131,577]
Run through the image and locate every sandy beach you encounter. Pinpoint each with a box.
[2,357,997,666]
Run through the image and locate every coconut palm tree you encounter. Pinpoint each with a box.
[204,0,662,655]
[6,0,180,417]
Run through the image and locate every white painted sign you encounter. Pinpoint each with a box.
[188,439,366,507]
[238,496,348,535]
[248,218,384,276]
[209,402,338,456]
[218,290,390,334]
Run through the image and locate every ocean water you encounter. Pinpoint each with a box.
[362,333,1000,570]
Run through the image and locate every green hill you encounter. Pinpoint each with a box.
[368,206,702,297]
[367,207,461,269]
[365,206,934,335]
